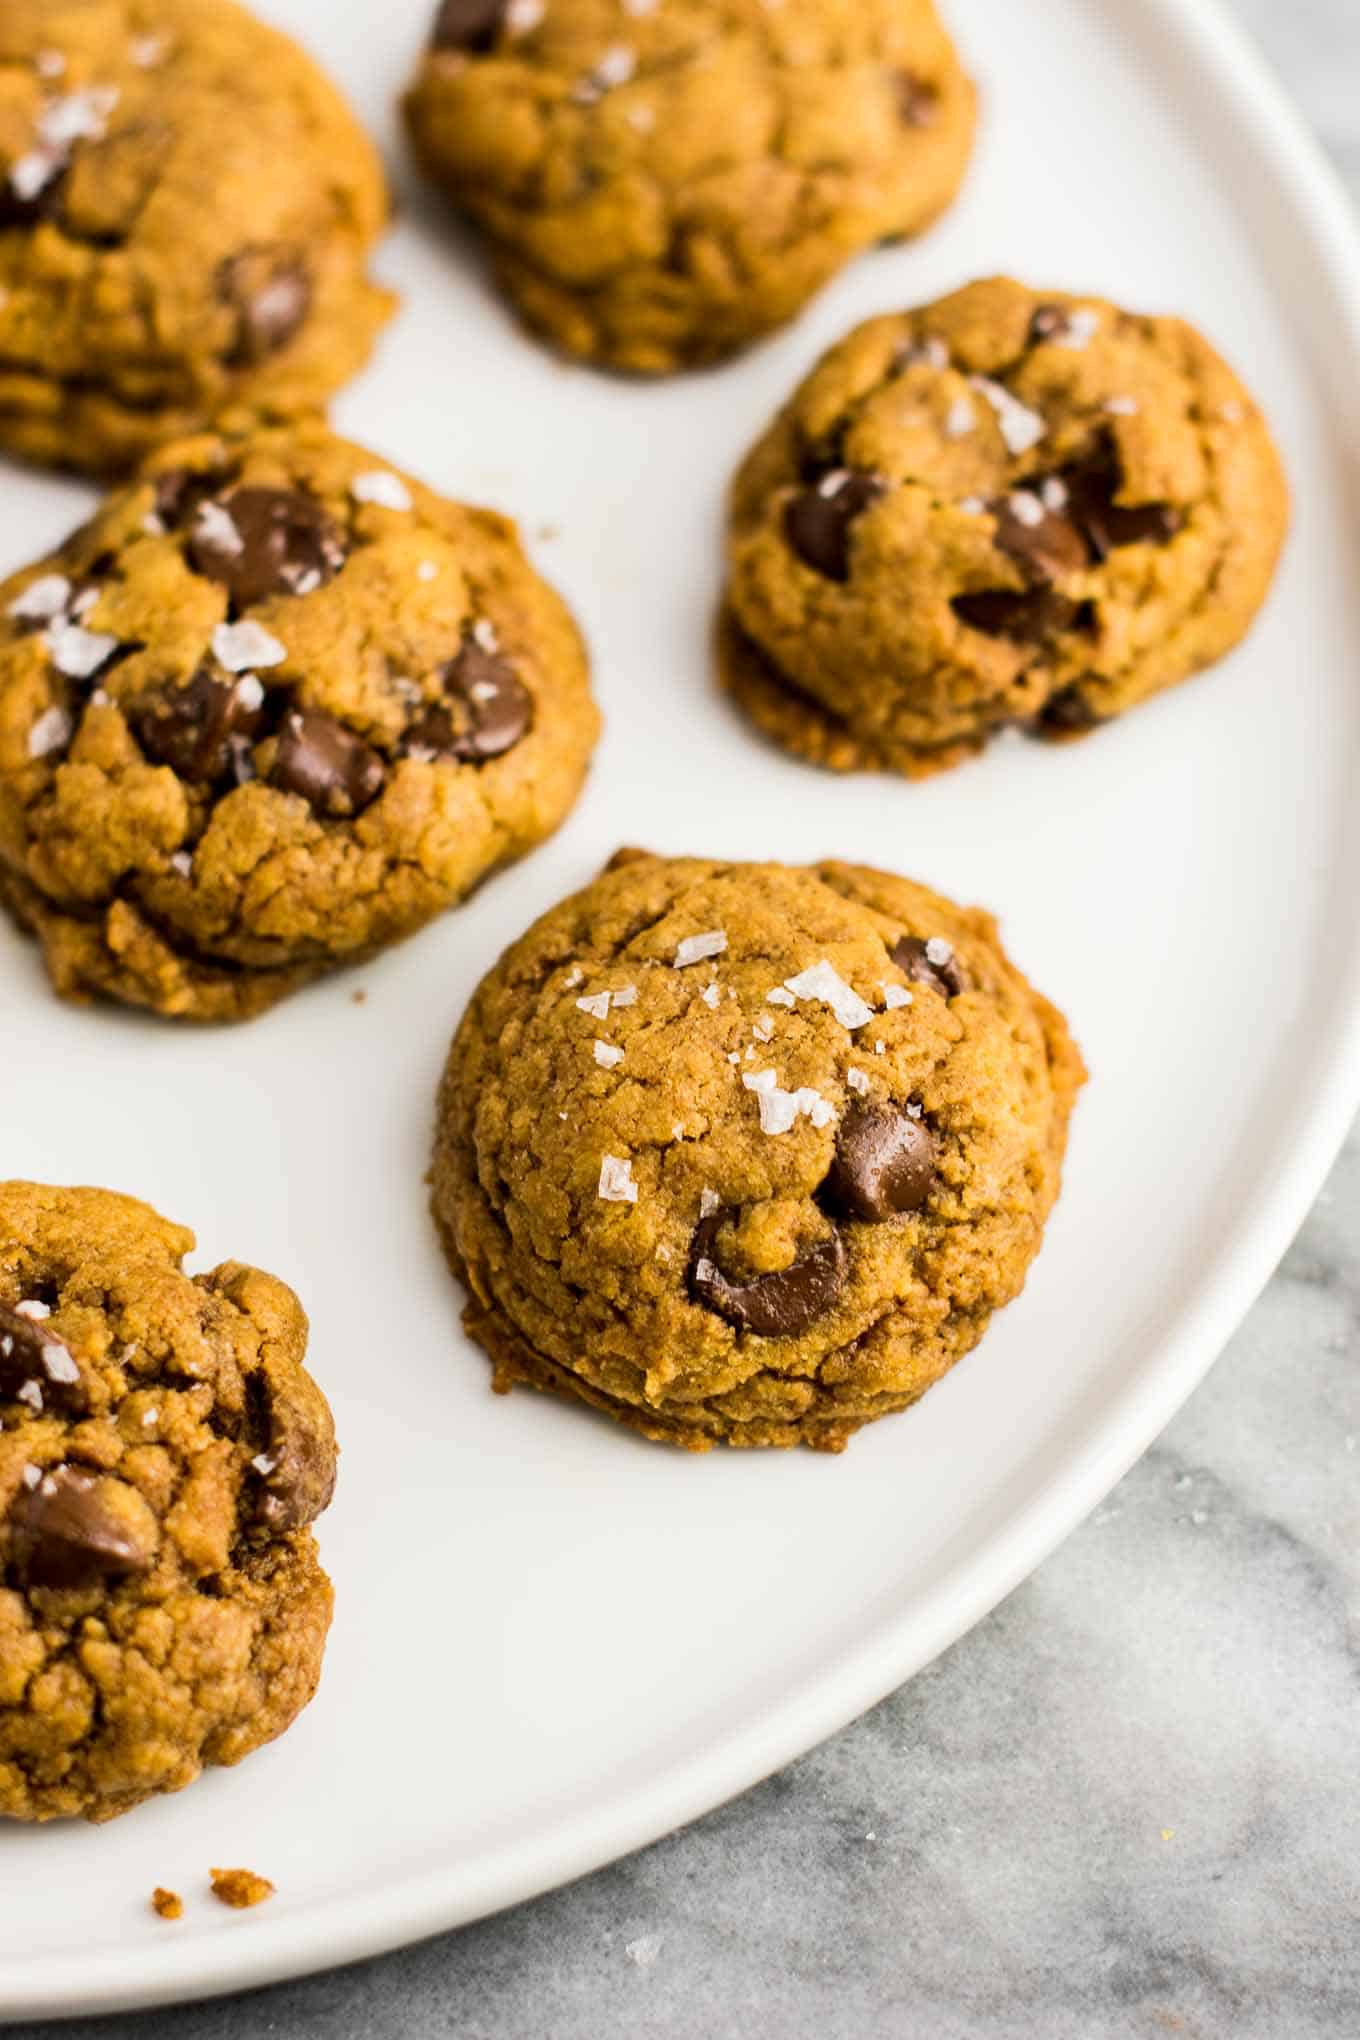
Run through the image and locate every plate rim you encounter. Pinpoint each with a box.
[6,0,1360,2016]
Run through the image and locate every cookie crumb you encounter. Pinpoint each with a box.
[151,1887,183,1921]
[210,1868,275,1910]
[351,989,367,1005]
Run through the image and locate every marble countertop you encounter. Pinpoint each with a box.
[16,5,1360,2035]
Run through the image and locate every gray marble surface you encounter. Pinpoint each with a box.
[13,4,1360,2035]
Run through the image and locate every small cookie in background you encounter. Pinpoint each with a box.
[722,277,1289,775]
[0,1181,337,1824]
[432,848,1084,1453]
[0,423,599,1021]
[403,0,976,375]
[0,0,396,474]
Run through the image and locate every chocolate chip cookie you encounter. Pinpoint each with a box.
[0,1180,336,1823]
[431,849,1084,1452]
[0,423,599,1020]
[0,0,395,474]
[722,276,1289,773]
[403,0,976,376]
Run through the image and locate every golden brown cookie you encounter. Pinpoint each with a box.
[0,0,396,474]
[432,849,1084,1452]
[722,277,1290,774]
[0,1181,337,1823]
[0,423,600,1021]
[403,0,976,375]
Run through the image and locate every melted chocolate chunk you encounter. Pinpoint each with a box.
[135,668,268,784]
[188,488,347,609]
[895,71,938,126]
[1062,458,1182,560]
[824,1103,936,1222]
[405,635,532,763]
[271,710,385,818]
[0,1303,85,1413]
[218,246,311,365]
[431,0,506,49]
[989,490,1089,585]
[688,1211,848,1338]
[952,586,1083,644]
[890,934,967,1000]
[10,1467,150,1590]
[785,471,887,581]
[251,1377,336,1534]
[1037,685,1103,736]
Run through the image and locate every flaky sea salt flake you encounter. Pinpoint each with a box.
[972,377,1045,456]
[38,86,119,151]
[576,991,611,1019]
[598,1155,638,1204]
[213,620,286,672]
[847,1068,870,1095]
[881,984,912,1011]
[28,705,72,758]
[352,470,413,512]
[9,574,71,623]
[593,1041,624,1069]
[766,986,796,1008]
[675,929,727,968]
[783,961,872,1030]
[944,397,975,439]
[49,624,117,680]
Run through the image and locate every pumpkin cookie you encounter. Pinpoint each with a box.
[0,0,395,474]
[403,0,976,375]
[0,1180,336,1823]
[0,422,599,1020]
[432,849,1084,1452]
[722,277,1289,773]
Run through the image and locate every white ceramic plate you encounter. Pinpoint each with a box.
[2,0,1359,2018]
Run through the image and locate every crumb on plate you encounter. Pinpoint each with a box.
[209,1867,276,1910]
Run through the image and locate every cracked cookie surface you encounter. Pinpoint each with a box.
[431,848,1084,1452]
[722,276,1289,774]
[403,0,976,376]
[0,422,600,1021]
[0,1180,336,1823]
[0,0,395,474]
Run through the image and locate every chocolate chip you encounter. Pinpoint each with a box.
[1037,685,1103,737]
[890,934,967,1000]
[431,0,506,49]
[895,71,938,126]
[824,1103,936,1223]
[952,587,1083,644]
[135,667,268,784]
[688,1211,848,1338]
[784,471,886,581]
[271,710,385,818]
[989,491,1089,585]
[1029,304,1071,344]
[218,247,311,365]
[405,634,532,763]
[250,1368,337,1534]
[1063,458,1182,561]
[0,1303,85,1413]
[188,488,346,609]
[10,1467,151,1590]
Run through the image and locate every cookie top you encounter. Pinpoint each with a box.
[432,850,1084,1451]
[0,0,395,473]
[0,423,599,1020]
[724,277,1289,774]
[0,1181,336,1822]
[404,0,975,375]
